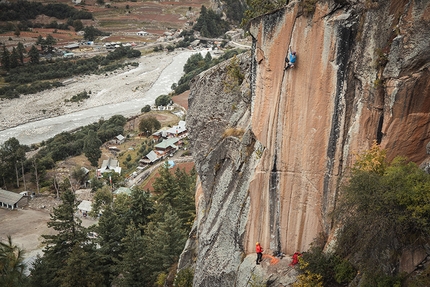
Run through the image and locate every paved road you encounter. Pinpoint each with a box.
[0,50,205,146]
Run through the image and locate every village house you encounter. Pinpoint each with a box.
[152,120,187,141]
[97,158,121,177]
[140,150,161,165]
[0,189,28,210]
[154,138,180,156]
[165,120,187,138]
[77,200,92,215]
[115,134,125,145]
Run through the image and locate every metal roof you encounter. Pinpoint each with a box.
[155,138,179,149]
[145,150,159,163]
[77,200,92,212]
[0,189,24,205]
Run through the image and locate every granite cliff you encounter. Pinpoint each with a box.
[182,0,430,285]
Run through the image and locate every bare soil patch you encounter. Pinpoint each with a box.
[172,90,189,110]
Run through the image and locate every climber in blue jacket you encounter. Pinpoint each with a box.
[284,46,297,71]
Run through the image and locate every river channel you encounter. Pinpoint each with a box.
[0,50,202,146]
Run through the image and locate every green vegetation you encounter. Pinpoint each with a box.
[0,2,92,33]
[141,104,151,113]
[155,94,171,106]
[193,5,230,38]
[67,90,90,103]
[241,0,287,27]
[223,55,245,93]
[26,162,196,287]
[0,2,93,21]
[83,25,110,41]
[298,142,430,286]
[0,44,140,99]
[0,236,28,286]
[139,116,161,137]
[172,49,246,95]
[0,115,126,190]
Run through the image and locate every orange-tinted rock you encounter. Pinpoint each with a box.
[186,1,430,285]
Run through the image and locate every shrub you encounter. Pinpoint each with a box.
[141,105,151,113]
[155,94,171,106]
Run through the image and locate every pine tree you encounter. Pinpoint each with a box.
[28,45,39,64]
[95,194,132,285]
[16,42,25,64]
[0,236,28,287]
[29,190,88,287]
[57,244,104,287]
[128,187,154,229]
[143,205,187,285]
[83,130,102,167]
[116,223,148,287]
[1,45,10,71]
[10,47,19,69]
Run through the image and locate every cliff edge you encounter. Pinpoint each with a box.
[185,0,430,285]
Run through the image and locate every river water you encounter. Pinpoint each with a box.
[0,50,202,146]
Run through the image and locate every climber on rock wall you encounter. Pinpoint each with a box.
[256,242,263,265]
[284,46,297,71]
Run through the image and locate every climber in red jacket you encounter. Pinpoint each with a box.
[256,242,263,265]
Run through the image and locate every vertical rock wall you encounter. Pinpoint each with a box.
[186,0,430,285]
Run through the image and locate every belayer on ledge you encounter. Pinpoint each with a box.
[284,46,297,71]
[256,242,263,265]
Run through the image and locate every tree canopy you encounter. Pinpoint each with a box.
[193,5,230,38]
[297,143,430,287]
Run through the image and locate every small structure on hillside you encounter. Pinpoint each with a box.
[0,189,28,210]
[64,43,79,50]
[140,150,161,165]
[113,187,132,196]
[77,200,92,214]
[97,158,121,177]
[155,138,180,156]
[137,31,148,36]
[115,134,125,144]
[165,120,187,138]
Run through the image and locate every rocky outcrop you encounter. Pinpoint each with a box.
[185,0,430,285]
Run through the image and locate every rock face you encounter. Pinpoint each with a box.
[185,0,430,285]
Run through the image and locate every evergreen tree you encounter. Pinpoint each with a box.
[116,223,148,287]
[0,137,26,188]
[28,45,39,64]
[35,35,45,52]
[45,34,56,53]
[143,205,187,285]
[153,164,196,231]
[83,130,102,167]
[0,236,28,287]
[16,42,25,64]
[9,47,19,69]
[14,26,20,37]
[193,5,230,38]
[90,185,113,217]
[128,187,155,229]
[29,189,88,287]
[95,194,132,285]
[1,45,10,71]
[73,19,84,32]
[57,245,104,287]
